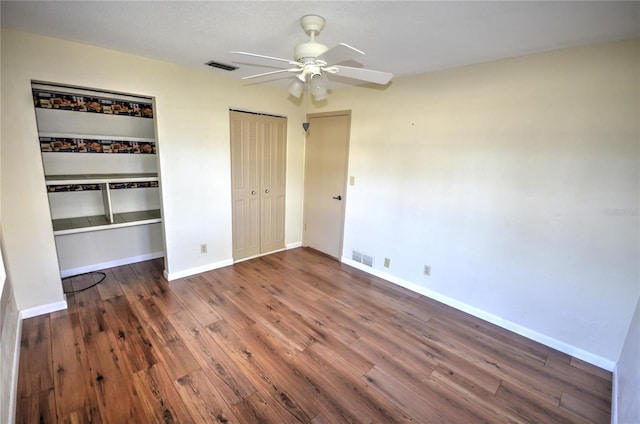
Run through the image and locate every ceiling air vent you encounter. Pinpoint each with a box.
[205,60,238,71]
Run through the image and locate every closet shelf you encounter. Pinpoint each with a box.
[52,209,162,235]
[46,173,159,185]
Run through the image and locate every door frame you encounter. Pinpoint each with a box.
[302,110,351,259]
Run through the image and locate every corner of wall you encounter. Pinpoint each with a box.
[1,279,22,424]
[611,362,618,424]
[612,296,640,424]
[8,317,22,424]
[164,257,234,281]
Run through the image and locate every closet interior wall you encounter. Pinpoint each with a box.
[33,82,165,278]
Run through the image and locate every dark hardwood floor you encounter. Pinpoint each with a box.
[17,247,612,423]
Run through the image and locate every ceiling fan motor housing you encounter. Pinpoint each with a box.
[294,41,329,62]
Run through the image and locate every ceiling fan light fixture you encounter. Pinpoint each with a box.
[231,13,393,103]
[288,75,305,98]
[310,74,328,101]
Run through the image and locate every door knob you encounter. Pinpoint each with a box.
[251,190,256,195]
[332,195,342,200]
[265,189,270,194]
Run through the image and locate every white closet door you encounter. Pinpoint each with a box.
[230,111,286,260]
[260,116,287,253]
[230,112,261,259]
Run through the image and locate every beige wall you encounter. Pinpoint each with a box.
[0,27,22,422]
[1,24,639,423]
[321,39,639,366]
[1,29,306,311]
[1,27,638,367]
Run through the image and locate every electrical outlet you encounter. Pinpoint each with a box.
[424,265,431,276]
[200,243,207,254]
[384,258,390,268]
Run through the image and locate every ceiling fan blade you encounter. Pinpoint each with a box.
[242,68,300,80]
[316,43,365,66]
[231,51,299,66]
[330,65,393,85]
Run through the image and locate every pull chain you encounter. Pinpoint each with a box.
[302,81,310,132]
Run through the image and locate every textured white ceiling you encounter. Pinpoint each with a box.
[2,1,639,90]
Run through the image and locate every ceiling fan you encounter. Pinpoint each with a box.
[231,14,393,101]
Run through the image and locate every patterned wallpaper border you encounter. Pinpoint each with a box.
[41,137,156,154]
[47,181,159,193]
[33,89,153,118]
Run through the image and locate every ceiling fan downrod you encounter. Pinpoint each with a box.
[294,15,329,62]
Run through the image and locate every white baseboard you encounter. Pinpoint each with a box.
[164,244,302,281]
[164,258,234,281]
[341,257,616,372]
[9,316,22,424]
[236,249,285,263]
[233,246,294,264]
[60,251,164,278]
[19,300,68,320]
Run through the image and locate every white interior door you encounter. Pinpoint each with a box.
[303,111,351,258]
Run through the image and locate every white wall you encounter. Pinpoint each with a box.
[322,39,639,367]
[616,298,640,424]
[0,29,306,311]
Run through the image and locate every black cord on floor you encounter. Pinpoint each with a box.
[62,271,107,295]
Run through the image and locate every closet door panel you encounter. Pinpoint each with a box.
[260,116,286,253]
[230,112,260,259]
[232,196,260,257]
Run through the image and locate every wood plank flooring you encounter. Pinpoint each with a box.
[16,247,612,423]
